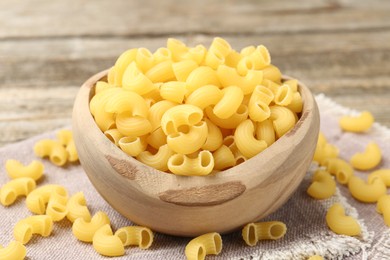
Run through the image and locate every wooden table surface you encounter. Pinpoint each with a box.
[1,0,389,147]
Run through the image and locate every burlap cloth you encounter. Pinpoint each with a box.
[1,94,389,260]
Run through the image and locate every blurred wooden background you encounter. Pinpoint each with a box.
[1,0,389,147]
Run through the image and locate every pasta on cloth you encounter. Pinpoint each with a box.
[0,94,389,259]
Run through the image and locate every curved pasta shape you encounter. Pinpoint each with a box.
[212,145,236,170]
[274,84,293,106]
[368,169,390,186]
[377,195,390,226]
[95,81,114,94]
[217,65,263,95]
[67,192,91,223]
[122,62,155,95]
[313,143,339,165]
[26,184,68,215]
[92,224,124,257]
[240,45,256,56]
[5,159,44,181]
[213,86,244,119]
[202,118,223,152]
[167,38,188,61]
[103,88,148,117]
[308,255,324,260]
[46,192,68,221]
[33,140,68,166]
[119,136,148,157]
[135,48,154,73]
[284,79,298,92]
[185,232,222,260]
[270,106,296,138]
[93,109,116,132]
[114,226,154,249]
[72,211,110,242]
[350,142,381,171]
[168,151,214,176]
[248,99,271,123]
[186,85,222,110]
[262,79,280,94]
[148,100,177,131]
[0,241,26,260]
[172,59,198,82]
[182,44,207,65]
[65,139,79,162]
[104,129,124,146]
[113,48,138,86]
[186,66,221,94]
[167,121,208,154]
[56,129,73,146]
[137,144,174,172]
[286,92,303,113]
[235,119,267,158]
[322,158,354,184]
[153,47,172,63]
[250,85,274,105]
[145,60,175,83]
[325,203,361,236]
[107,66,115,86]
[242,221,286,246]
[348,176,386,203]
[255,119,275,147]
[209,37,231,58]
[205,104,248,129]
[146,127,167,149]
[339,111,374,133]
[204,49,225,70]
[159,82,187,104]
[307,170,336,199]
[262,65,282,84]
[0,177,36,206]
[90,87,122,116]
[225,50,242,67]
[161,104,203,135]
[116,114,152,137]
[14,215,53,244]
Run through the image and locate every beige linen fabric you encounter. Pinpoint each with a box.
[0,94,389,259]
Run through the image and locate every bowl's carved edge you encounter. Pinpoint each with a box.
[158,181,246,206]
[285,110,310,137]
[105,155,137,180]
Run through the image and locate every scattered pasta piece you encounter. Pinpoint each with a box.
[339,111,374,133]
[34,139,68,166]
[377,195,390,227]
[308,255,323,260]
[72,211,110,242]
[14,215,53,244]
[57,129,73,146]
[242,221,286,246]
[350,142,381,171]
[5,160,44,181]
[0,177,36,206]
[92,224,125,257]
[307,170,336,199]
[312,133,339,165]
[0,241,26,260]
[348,176,386,203]
[114,226,154,249]
[368,169,390,186]
[325,203,361,236]
[322,158,354,184]
[185,232,222,260]
[66,192,91,223]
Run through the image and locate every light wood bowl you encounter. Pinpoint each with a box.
[72,70,320,237]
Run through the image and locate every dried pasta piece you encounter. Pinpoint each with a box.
[93,224,124,257]
[26,184,68,216]
[5,160,44,181]
[168,151,214,176]
[0,178,36,206]
[34,140,68,166]
[325,203,361,236]
[307,170,336,199]
[270,106,296,138]
[14,215,53,244]
[72,211,110,242]
[114,226,154,249]
[0,241,26,260]
[235,119,267,158]
[348,176,386,203]
[185,232,222,260]
[242,221,286,246]
[322,158,354,184]
[367,169,390,186]
[350,142,381,171]
[66,192,91,223]
[339,111,374,133]
[308,256,324,260]
[377,195,390,227]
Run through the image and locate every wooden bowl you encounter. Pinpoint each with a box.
[72,70,320,237]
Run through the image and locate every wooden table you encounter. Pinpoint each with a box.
[1,0,389,147]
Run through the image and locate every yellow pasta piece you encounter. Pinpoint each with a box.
[348,176,386,203]
[286,92,303,113]
[167,38,188,61]
[104,129,124,146]
[90,87,121,116]
[172,60,198,82]
[135,48,154,73]
[103,88,148,117]
[46,192,68,221]
[153,47,172,63]
[186,66,221,95]
[148,100,177,131]
[95,81,114,94]
[274,84,293,106]
[137,144,174,172]
[262,78,280,94]
[114,226,154,249]
[93,110,116,132]
[145,60,175,83]
[367,169,390,186]
[377,195,390,227]
[65,139,79,163]
[209,37,232,58]
[92,224,124,257]
[5,160,44,181]
[313,143,339,165]
[212,145,236,170]
[240,45,256,56]
[161,104,203,135]
[204,49,225,70]
[146,127,167,149]
[56,129,73,146]
[217,65,263,95]
[308,255,324,260]
[224,50,242,67]
[235,119,267,158]
[182,44,207,65]
[185,232,222,260]
[160,82,187,104]
[270,106,296,138]
[26,184,68,215]
[205,104,248,129]
[202,118,223,152]
[350,142,381,171]
[14,215,53,244]
[186,85,222,110]
[0,241,26,260]
[339,111,374,133]
[250,85,274,105]
[242,221,286,246]
[167,121,208,154]
[322,158,354,184]
[325,203,361,236]
[107,66,116,86]
[255,119,276,147]
[249,45,271,70]
[122,62,155,95]
[0,178,36,206]
[307,170,336,199]
[119,136,148,157]
[213,86,244,119]
[116,113,152,137]
[113,48,138,86]
[262,65,282,84]
[168,151,214,176]
[66,192,91,223]
[248,99,271,123]
[33,140,68,166]
[72,211,110,243]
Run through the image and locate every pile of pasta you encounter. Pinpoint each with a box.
[90,37,303,176]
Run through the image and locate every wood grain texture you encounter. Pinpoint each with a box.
[1,0,390,146]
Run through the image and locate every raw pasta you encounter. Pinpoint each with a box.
[0,177,36,206]
[5,160,44,181]
[242,221,287,246]
[348,176,386,203]
[72,211,110,242]
[185,232,222,260]
[114,226,154,249]
[350,142,381,171]
[14,215,53,244]
[92,224,124,257]
[325,203,361,236]
[66,192,91,223]
[0,241,26,260]
[339,111,374,132]
[307,170,336,199]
